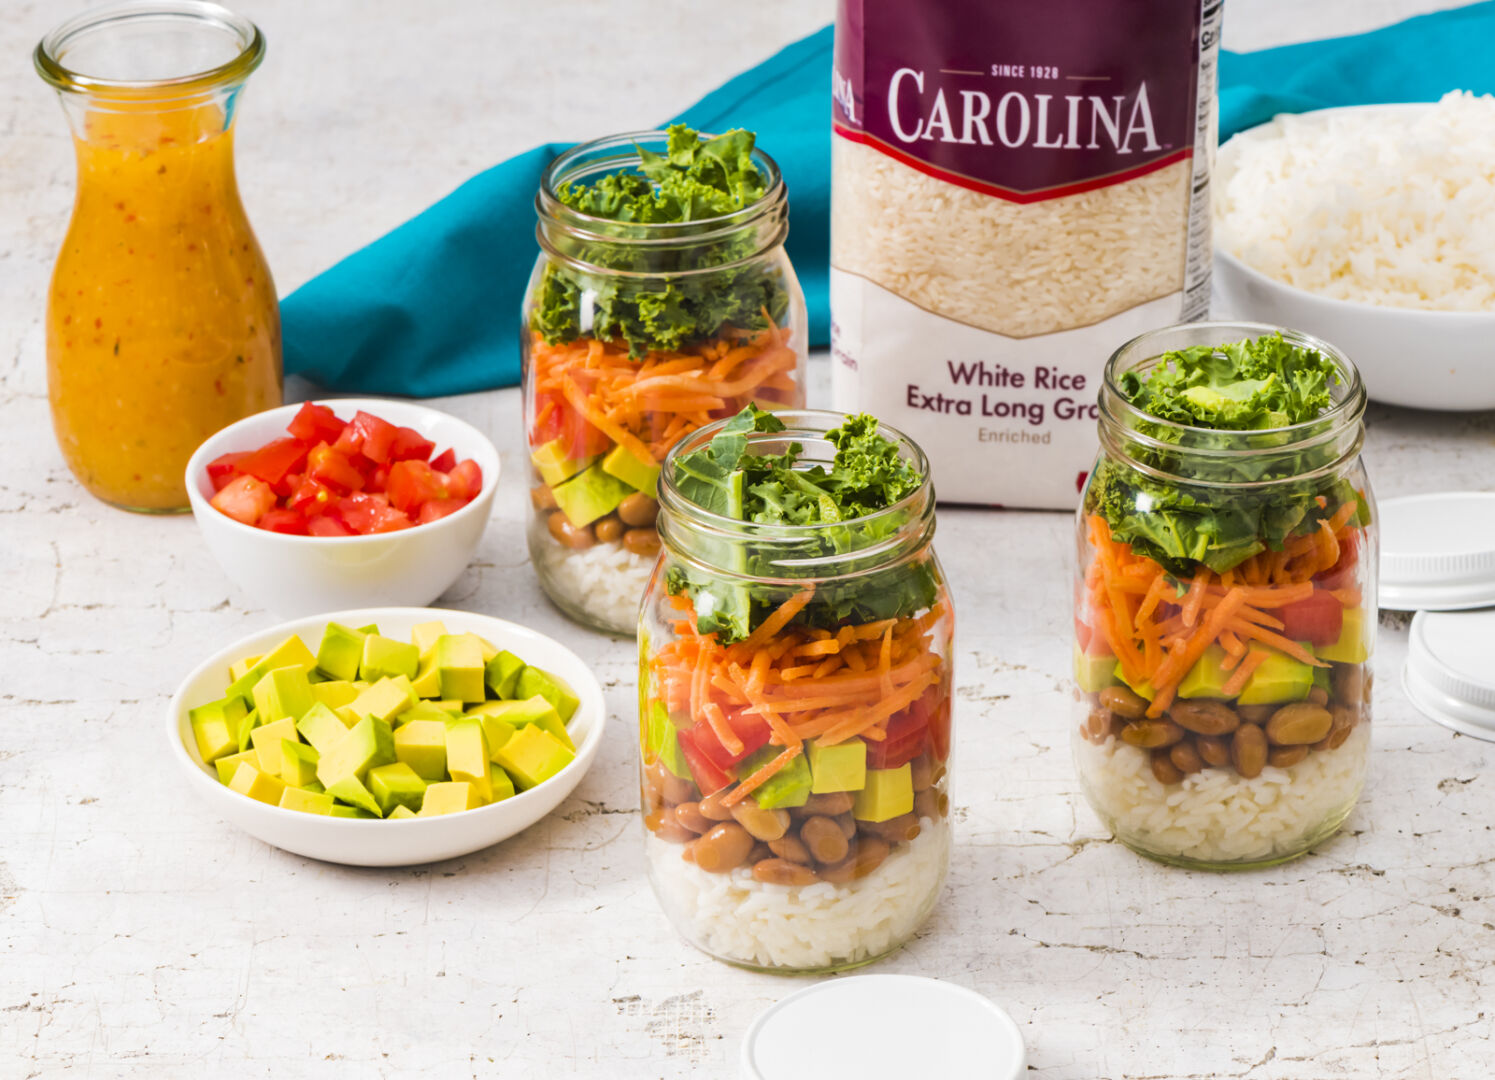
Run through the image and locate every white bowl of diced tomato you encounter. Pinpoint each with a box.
[185,399,499,617]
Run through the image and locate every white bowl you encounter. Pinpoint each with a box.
[185,398,499,617]
[169,607,606,866]
[1214,104,1495,412]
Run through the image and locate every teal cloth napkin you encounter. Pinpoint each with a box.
[282,4,1495,397]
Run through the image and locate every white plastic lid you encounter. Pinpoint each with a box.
[740,975,1025,1080]
[1403,609,1495,741]
[1380,492,1495,611]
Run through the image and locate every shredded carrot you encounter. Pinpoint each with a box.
[740,587,816,652]
[701,701,744,758]
[1221,649,1269,696]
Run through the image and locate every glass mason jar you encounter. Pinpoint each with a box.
[638,411,953,973]
[521,131,807,635]
[36,1,282,513]
[1074,323,1376,870]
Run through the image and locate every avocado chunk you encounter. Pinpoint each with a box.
[1073,644,1120,694]
[348,676,417,724]
[279,786,335,815]
[359,634,419,682]
[1316,608,1371,664]
[601,443,660,496]
[410,619,449,661]
[467,696,572,750]
[251,666,314,725]
[852,764,914,823]
[419,781,484,816]
[410,656,442,698]
[235,707,261,753]
[1112,660,1156,702]
[515,667,579,724]
[444,718,493,802]
[280,740,321,788]
[367,763,428,816]
[316,715,396,788]
[1238,645,1317,705]
[329,804,378,819]
[551,463,632,527]
[1177,645,1232,699]
[493,724,575,790]
[249,717,300,778]
[228,761,286,806]
[228,653,262,683]
[807,739,867,794]
[326,774,383,817]
[226,635,316,706]
[393,719,448,781]
[189,695,246,764]
[435,634,486,703]
[530,437,599,489]
[297,703,351,754]
[309,680,360,711]
[388,805,418,819]
[646,703,691,780]
[489,765,517,803]
[485,650,526,699]
[213,749,258,785]
[741,746,812,809]
[315,623,367,682]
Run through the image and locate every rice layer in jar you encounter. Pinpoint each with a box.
[1074,323,1376,870]
[640,408,953,972]
[522,126,807,634]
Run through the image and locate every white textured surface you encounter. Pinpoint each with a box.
[2,2,1493,1077]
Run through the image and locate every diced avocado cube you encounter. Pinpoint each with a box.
[741,746,812,809]
[368,762,428,815]
[807,739,867,794]
[432,700,465,716]
[349,676,417,723]
[530,437,599,489]
[493,724,575,790]
[226,635,316,705]
[394,719,451,780]
[1113,660,1156,702]
[228,653,262,683]
[302,781,325,794]
[418,781,483,816]
[279,787,335,815]
[400,700,456,724]
[309,680,360,711]
[435,634,486,703]
[251,666,314,725]
[297,702,351,754]
[515,667,579,724]
[1178,645,1232,699]
[326,774,383,817]
[280,740,321,788]
[315,622,367,682]
[228,761,286,806]
[467,696,571,750]
[853,764,914,823]
[551,463,632,527]
[410,620,449,661]
[601,442,660,496]
[316,715,395,788]
[214,750,259,785]
[444,719,492,802]
[359,634,419,682]
[1317,608,1371,664]
[467,633,500,664]
[388,805,418,819]
[485,651,526,699]
[489,764,516,803]
[235,707,260,752]
[1238,645,1316,705]
[188,697,243,764]
[1073,643,1119,693]
[329,804,378,819]
[410,656,442,698]
[645,703,691,780]
[467,712,515,758]
[335,705,361,728]
[249,717,300,777]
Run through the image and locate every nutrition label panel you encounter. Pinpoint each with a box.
[1182,0,1223,322]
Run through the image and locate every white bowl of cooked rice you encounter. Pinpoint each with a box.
[1213,94,1495,412]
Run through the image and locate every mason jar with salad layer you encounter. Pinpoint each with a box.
[1074,324,1376,870]
[522,126,807,635]
[639,407,953,972]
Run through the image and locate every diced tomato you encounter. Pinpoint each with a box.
[683,704,771,771]
[258,508,311,535]
[388,426,435,463]
[674,727,735,795]
[444,459,483,500]
[334,493,412,534]
[239,437,309,490]
[1315,529,1361,592]
[417,496,470,523]
[530,391,609,458]
[430,448,457,473]
[287,477,335,517]
[1277,590,1344,647]
[206,451,248,492]
[387,460,450,514]
[340,411,398,464]
[367,464,391,493]
[866,692,937,770]
[1074,616,1093,654]
[285,402,346,445]
[928,694,952,764]
[307,514,355,537]
[210,475,276,526]
[306,442,364,495]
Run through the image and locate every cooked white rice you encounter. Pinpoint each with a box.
[647,817,950,970]
[1075,724,1370,864]
[1216,90,1495,311]
[527,519,653,635]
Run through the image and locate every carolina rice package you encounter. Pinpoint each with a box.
[830,0,1221,508]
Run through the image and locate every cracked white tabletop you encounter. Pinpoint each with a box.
[1,1,1491,1077]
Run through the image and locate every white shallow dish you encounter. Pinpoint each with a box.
[1214,104,1495,412]
[185,398,499,618]
[169,607,606,866]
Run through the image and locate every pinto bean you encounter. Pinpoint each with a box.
[594,515,624,544]
[800,815,850,865]
[1195,735,1231,768]
[913,788,942,822]
[698,789,735,821]
[1099,685,1148,720]
[1232,723,1268,779]
[910,754,934,791]
[672,801,712,835]
[1331,663,1365,706]
[1170,740,1204,775]
[1268,745,1309,768]
[859,813,922,845]
[622,528,661,557]
[1265,703,1333,746]
[752,858,819,886]
[547,511,594,549]
[729,799,791,842]
[617,491,659,527]
[820,837,890,883]
[1167,700,1240,737]
[1121,718,1186,749]
[801,791,854,816]
[692,823,754,873]
[1237,704,1275,725]
[656,816,697,844]
[834,812,858,840]
[530,484,557,510]
[769,834,812,863]
[1151,750,1185,784]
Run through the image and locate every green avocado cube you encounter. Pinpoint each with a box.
[391,718,448,777]
[485,650,526,699]
[467,696,572,750]
[356,624,380,635]
[551,463,632,527]
[1177,645,1232,699]
[645,703,689,780]
[411,619,449,661]
[411,656,442,698]
[359,634,419,682]
[228,653,261,683]
[433,699,465,715]
[601,443,660,496]
[1238,645,1316,705]
[515,667,579,723]
[302,781,325,794]
[188,696,245,764]
[367,762,428,816]
[418,781,483,816]
[326,775,383,817]
[296,702,351,754]
[467,713,515,758]
[853,764,914,823]
[530,437,599,489]
[349,676,417,724]
[329,804,378,819]
[214,750,258,785]
[251,666,315,725]
[279,787,335,815]
[316,715,395,788]
[1317,608,1371,664]
[807,739,867,793]
[226,635,316,706]
[315,622,367,682]
[741,746,812,809]
[280,740,321,788]
[228,761,286,806]
[435,634,487,703]
[249,717,300,777]
[1113,660,1156,702]
[388,805,418,820]
[400,700,455,724]
[489,764,516,803]
[1073,644,1119,694]
[493,724,575,790]
[309,680,360,711]
[444,719,493,802]
[235,707,260,752]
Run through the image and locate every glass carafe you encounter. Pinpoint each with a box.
[36,1,281,512]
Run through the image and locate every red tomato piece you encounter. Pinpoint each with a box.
[287,477,335,517]
[285,402,346,445]
[1315,529,1361,592]
[386,460,449,514]
[865,693,935,770]
[683,705,771,771]
[443,459,483,500]
[531,391,609,458]
[307,514,355,537]
[306,442,364,495]
[388,426,435,463]
[210,475,276,526]
[258,508,310,535]
[928,694,952,764]
[335,493,412,534]
[206,451,248,492]
[367,464,391,493]
[239,437,309,489]
[1276,591,1344,647]
[417,496,470,524]
[347,411,398,464]
[429,448,457,473]
[674,727,735,795]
